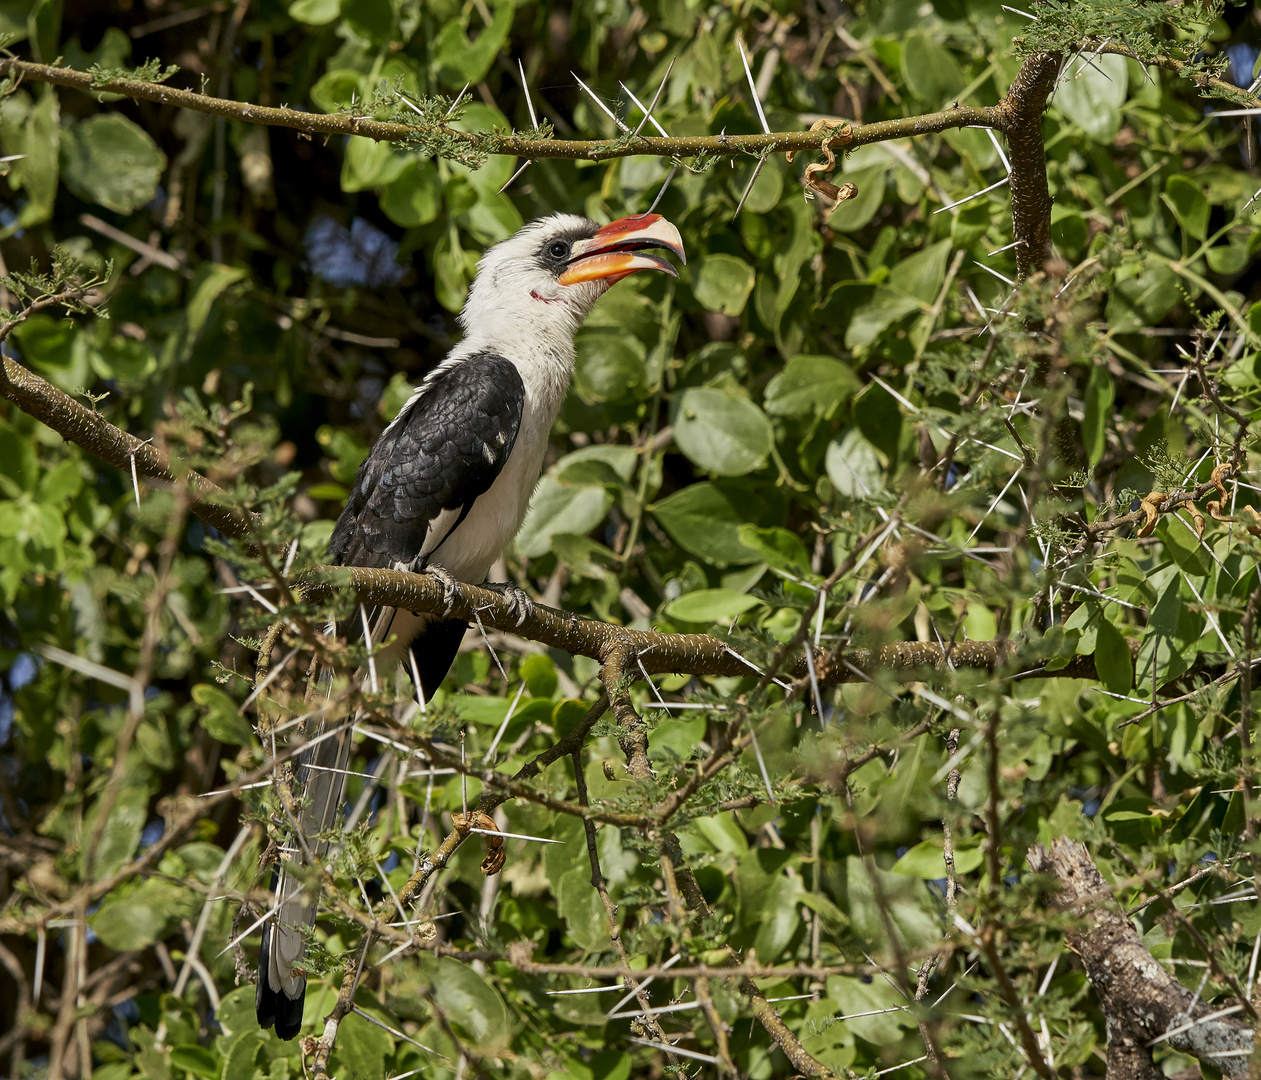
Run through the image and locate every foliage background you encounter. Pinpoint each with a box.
[4,0,1261,1077]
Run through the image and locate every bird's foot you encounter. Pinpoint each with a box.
[425,564,460,616]
[483,580,536,628]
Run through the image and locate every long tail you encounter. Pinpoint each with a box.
[253,612,468,1039]
[255,713,352,1039]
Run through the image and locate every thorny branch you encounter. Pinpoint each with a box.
[0,340,1127,687]
[0,56,990,160]
[1029,838,1255,1079]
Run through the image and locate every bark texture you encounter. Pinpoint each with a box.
[1027,837,1256,1078]
[994,51,1061,280]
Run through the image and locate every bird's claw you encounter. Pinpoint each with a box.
[425,564,460,617]
[484,581,536,628]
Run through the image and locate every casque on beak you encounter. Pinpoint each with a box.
[557,213,686,286]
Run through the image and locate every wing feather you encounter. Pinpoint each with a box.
[328,352,525,572]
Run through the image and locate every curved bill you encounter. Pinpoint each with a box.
[558,213,686,287]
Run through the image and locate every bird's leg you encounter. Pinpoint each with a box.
[482,580,536,628]
[423,563,461,616]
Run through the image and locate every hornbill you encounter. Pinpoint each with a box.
[255,212,685,1038]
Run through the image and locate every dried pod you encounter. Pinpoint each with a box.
[785,118,851,165]
[1210,461,1235,503]
[1137,491,1166,538]
[1241,505,1261,537]
[792,119,856,218]
[1182,505,1206,540]
[1204,462,1239,525]
[453,811,505,877]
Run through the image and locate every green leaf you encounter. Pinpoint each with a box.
[886,240,952,305]
[843,287,923,349]
[1102,797,1159,844]
[1158,515,1210,578]
[514,445,633,558]
[964,602,996,641]
[92,335,156,384]
[892,837,985,878]
[92,879,198,950]
[650,483,763,566]
[0,419,37,491]
[830,164,886,232]
[691,814,750,855]
[0,88,59,230]
[556,444,637,483]
[60,113,167,214]
[1164,176,1209,241]
[168,1046,218,1080]
[10,315,76,370]
[1106,257,1180,332]
[1082,364,1115,467]
[84,783,149,881]
[574,328,646,402]
[554,867,609,951]
[222,1031,265,1080]
[430,956,512,1048]
[431,2,513,87]
[901,32,964,104]
[178,264,248,363]
[736,525,810,574]
[672,387,773,476]
[664,588,763,623]
[551,533,618,579]
[328,1010,392,1080]
[340,0,393,43]
[734,156,783,214]
[380,160,442,227]
[516,477,612,559]
[1051,205,1088,259]
[1206,242,1249,276]
[825,429,884,497]
[192,683,256,746]
[942,126,999,171]
[1052,53,1128,142]
[520,654,558,698]
[763,354,860,417]
[1094,618,1133,694]
[828,975,915,1043]
[309,68,364,113]
[288,0,339,23]
[752,874,802,961]
[690,254,756,315]
[341,136,409,192]
[38,459,82,504]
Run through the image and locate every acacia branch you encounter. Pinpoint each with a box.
[995,52,1061,279]
[0,353,252,538]
[0,351,1119,686]
[1028,838,1255,1078]
[0,56,997,161]
[1097,40,1256,102]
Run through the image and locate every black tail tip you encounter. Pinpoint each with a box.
[256,976,305,1040]
[255,924,305,1040]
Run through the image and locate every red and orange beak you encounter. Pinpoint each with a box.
[557,213,686,287]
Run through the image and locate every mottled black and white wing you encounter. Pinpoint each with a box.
[328,352,526,573]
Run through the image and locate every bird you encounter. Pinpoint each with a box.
[255,211,685,1039]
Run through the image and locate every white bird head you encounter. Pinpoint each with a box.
[458,212,685,348]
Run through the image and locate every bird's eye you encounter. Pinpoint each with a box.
[547,240,569,260]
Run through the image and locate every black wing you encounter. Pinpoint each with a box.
[328,353,525,570]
